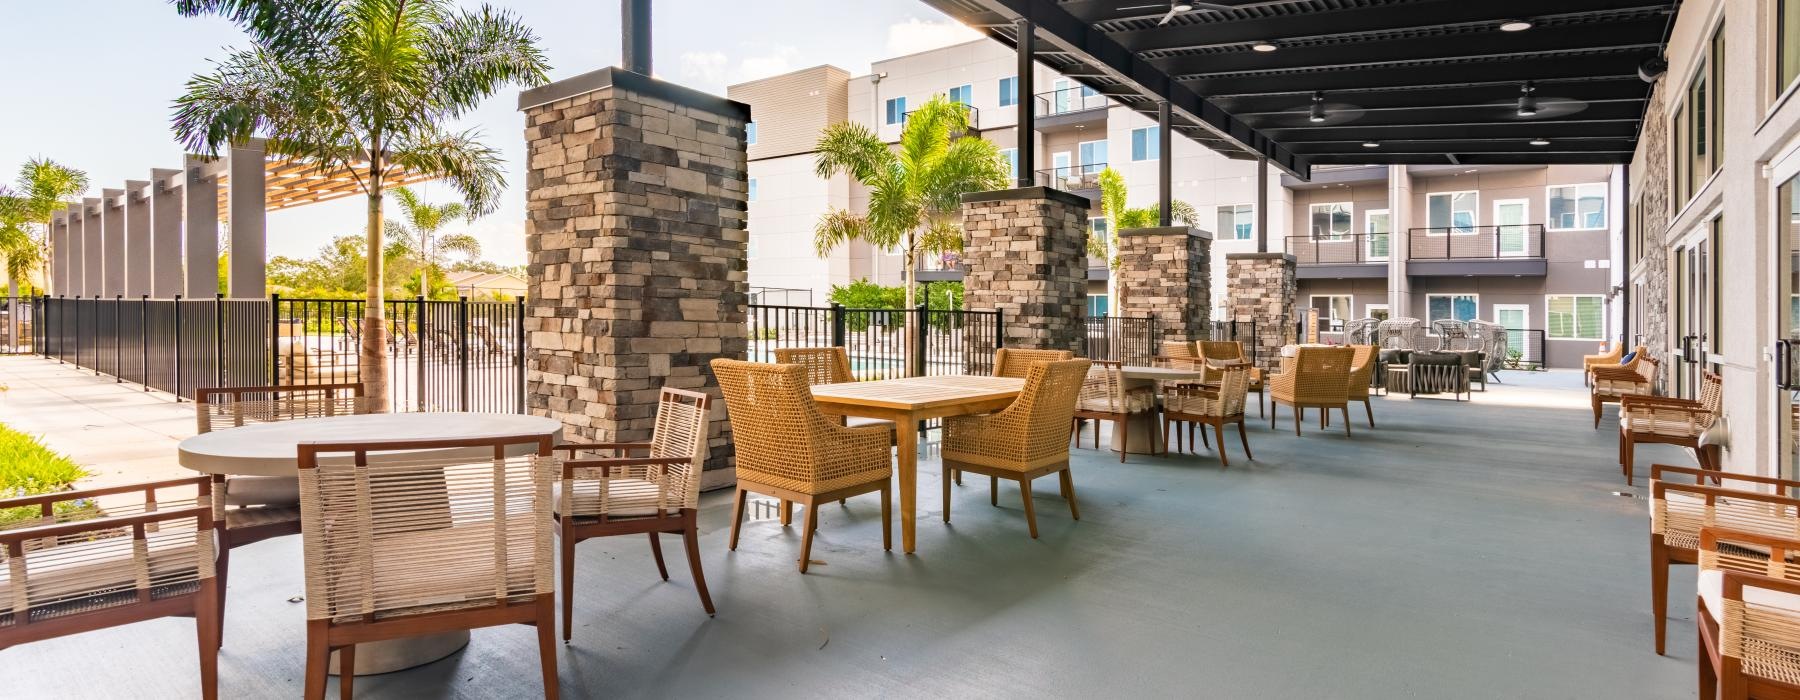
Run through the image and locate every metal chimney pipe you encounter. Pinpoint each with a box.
[623,0,652,75]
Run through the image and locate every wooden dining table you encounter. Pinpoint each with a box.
[810,375,1026,553]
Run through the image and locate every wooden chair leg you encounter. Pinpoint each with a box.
[560,527,576,641]
[1342,406,1351,438]
[1199,420,1210,449]
[304,623,330,700]
[780,500,793,527]
[681,511,716,616]
[214,543,229,649]
[1214,423,1230,468]
[1652,538,1669,655]
[881,483,892,551]
[1700,620,1718,700]
[728,487,746,551]
[1623,437,1636,486]
[990,475,998,506]
[1592,394,1603,428]
[942,463,953,524]
[647,532,669,581]
[954,469,962,486]
[1059,468,1079,520]
[1293,403,1302,436]
[1237,419,1253,461]
[1270,400,1278,430]
[1019,478,1039,539]
[196,578,221,700]
[338,645,356,700]
[798,501,820,573]
[1363,398,1374,427]
[536,596,561,700]
[1119,418,1128,463]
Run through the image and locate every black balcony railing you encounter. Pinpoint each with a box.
[902,103,979,132]
[1407,225,1545,260]
[1034,87,1109,116]
[747,303,1003,379]
[1287,234,1390,265]
[1036,164,1107,192]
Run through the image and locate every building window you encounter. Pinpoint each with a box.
[1365,209,1390,260]
[948,84,972,106]
[1546,295,1604,340]
[1310,295,1352,332]
[885,97,906,125]
[1079,140,1107,173]
[1130,127,1159,162]
[1427,294,1478,327]
[998,76,1016,107]
[1090,216,1109,240]
[1548,183,1607,230]
[1426,191,1477,233]
[1215,204,1253,240]
[1309,202,1352,240]
[1712,25,1725,170]
[1366,304,1390,322]
[1783,0,1800,94]
[746,122,757,145]
[1088,294,1109,317]
[999,148,1018,181]
[747,178,757,202]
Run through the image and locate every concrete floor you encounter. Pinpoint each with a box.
[1,362,1700,698]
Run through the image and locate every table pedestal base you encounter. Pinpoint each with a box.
[1108,412,1165,455]
[329,630,470,675]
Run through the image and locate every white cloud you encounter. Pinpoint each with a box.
[677,50,729,86]
[736,46,803,83]
[884,18,981,56]
[677,45,803,91]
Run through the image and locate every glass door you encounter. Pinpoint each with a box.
[1052,151,1071,188]
[1674,234,1713,399]
[1779,176,1800,481]
[1052,79,1071,113]
[1495,199,1530,257]
[1495,304,1530,367]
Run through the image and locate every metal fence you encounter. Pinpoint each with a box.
[1504,329,1546,370]
[1084,316,1159,365]
[2,296,39,354]
[747,303,1002,379]
[27,294,525,412]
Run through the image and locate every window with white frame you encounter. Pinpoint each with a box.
[1088,294,1110,317]
[1426,191,1478,233]
[1366,303,1390,322]
[1090,216,1109,242]
[1546,294,1604,340]
[747,178,757,202]
[884,97,906,125]
[1215,204,1253,240]
[1310,295,1352,332]
[998,76,1017,107]
[1309,202,1352,240]
[1079,140,1107,173]
[1365,209,1390,260]
[1427,294,1479,327]
[1548,183,1607,230]
[999,148,1018,181]
[1131,127,1159,161]
[948,84,972,106]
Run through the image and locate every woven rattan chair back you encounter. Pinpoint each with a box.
[1289,346,1355,403]
[772,347,853,385]
[1430,320,1468,350]
[947,358,1091,469]
[296,435,556,624]
[1198,341,1246,363]
[1376,317,1420,350]
[1078,360,1129,413]
[994,348,1075,379]
[711,359,891,492]
[195,382,371,434]
[561,388,710,519]
[1343,318,1380,346]
[1160,340,1197,360]
[1347,345,1376,399]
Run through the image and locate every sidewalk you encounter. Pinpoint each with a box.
[0,355,196,488]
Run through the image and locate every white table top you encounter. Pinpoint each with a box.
[178,412,563,477]
[1119,365,1205,381]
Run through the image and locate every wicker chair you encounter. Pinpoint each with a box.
[773,346,899,496]
[195,382,371,628]
[1583,343,1627,385]
[1343,318,1381,346]
[296,434,559,699]
[1591,353,1660,428]
[1072,360,1159,462]
[553,387,716,641]
[0,477,221,699]
[1268,346,1355,437]
[711,359,893,573]
[1376,317,1421,350]
[1620,370,1722,486]
[1346,344,1377,427]
[941,358,1089,538]
[994,347,1075,379]
[1696,526,1800,697]
[1162,366,1253,467]
[1197,340,1265,417]
[1646,464,1800,656]
[1465,320,1508,386]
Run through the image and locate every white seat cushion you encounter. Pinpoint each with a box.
[225,475,300,507]
[1698,569,1800,622]
[553,479,668,519]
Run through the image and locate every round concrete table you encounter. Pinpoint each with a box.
[178,412,562,675]
[1113,365,1205,455]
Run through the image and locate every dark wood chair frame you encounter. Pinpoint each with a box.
[297,435,560,700]
[1619,372,1721,487]
[1161,384,1254,468]
[1696,527,1800,700]
[1648,465,1800,657]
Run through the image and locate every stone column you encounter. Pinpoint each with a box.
[227,140,267,298]
[960,186,1090,353]
[1225,252,1297,372]
[150,169,184,298]
[124,180,152,297]
[1117,226,1211,341]
[64,204,84,296]
[518,67,749,476]
[101,189,125,296]
[82,198,103,298]
[184,158,220,298]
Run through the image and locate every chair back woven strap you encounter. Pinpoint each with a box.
[195,383,372,434]
[994,348,1075,379]
[1290,347,1355,402]
[944,359,1090,469]
[710,359,893,494]
[1347,345,1376,398]
[1343,318,1380,346]
[1079,360,1125,413]
[772,347,853,385]
[1377,317,1421,350]
[1701,531,1800,684]
[297,441,554,623]
[563,388,710,517]
[1160,340,1196,359]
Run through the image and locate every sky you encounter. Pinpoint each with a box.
[0,0,982,267]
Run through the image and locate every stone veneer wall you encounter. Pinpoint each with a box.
[1632,85,1671,393]
[1117,226,1212,341]
[960,186,1091,354]
[1225,253,1297,372]
[519,68,749,473]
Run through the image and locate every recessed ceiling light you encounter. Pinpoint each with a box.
[1530,138,1551,146]
[1362,141,1380,148]
[1252,42,1278,53]
[1499,20,1534,32]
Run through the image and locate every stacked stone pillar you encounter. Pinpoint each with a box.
[1225,252,1297,372]
[959,186,1090,354]
[519,67,749,476]
[1117,226,1211,341]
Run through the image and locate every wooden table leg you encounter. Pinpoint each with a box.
[898,416,919,553]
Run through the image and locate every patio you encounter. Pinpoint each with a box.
[0,361,1695,698]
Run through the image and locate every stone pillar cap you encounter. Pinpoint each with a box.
[1225,252,1296,263]
[517,66,751,121]
[1119,225,1212,240]
[961,186,1092,208]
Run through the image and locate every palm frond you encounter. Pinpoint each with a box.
[813,208,881,257]
[813,121,890,182]
[918,215,963,256]
[423,3,552,117]
[437,233,481,257]
[388,125,507,216]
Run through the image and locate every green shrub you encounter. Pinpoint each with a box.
[0,423,89,527]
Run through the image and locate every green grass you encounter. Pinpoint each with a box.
[0,423,89,527]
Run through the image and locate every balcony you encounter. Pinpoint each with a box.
[1406,225,1547,276]
[1288,234,1390,279]
[1035,164,1106,198]
[1033,87,1109,132]
[901,102,979,135]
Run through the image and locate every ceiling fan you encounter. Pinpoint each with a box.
[1116,1,1236,26]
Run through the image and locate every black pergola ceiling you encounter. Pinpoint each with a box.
[917,0,1678,180]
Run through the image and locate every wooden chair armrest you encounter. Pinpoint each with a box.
[1720,569,1800,601]
[0,475,212,511]
[1589,366,1645,381]
[0,505,214,547]
[1700,527,1800,558]
[1652,464,1800,490]
[1654,482,1800,511]
[1621,395,1701,409]
[554,442,655,455]
[561,456,693,477]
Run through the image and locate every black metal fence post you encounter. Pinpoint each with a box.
[114,295,123,383]
[911,302,927,378]
[457,295,470,410]
[270,294,281,387]
[214,293,225,389]
[415,296,427,411]
[830,303,846,348]
[515,295,527,414]
[172,294,182,401]
[141,295,150,391]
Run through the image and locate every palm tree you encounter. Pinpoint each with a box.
[388,186,479,298]
[0,159,89,295]
[171,0,549,409]
[1093,167,1197,313]
[812,95,1009,311]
